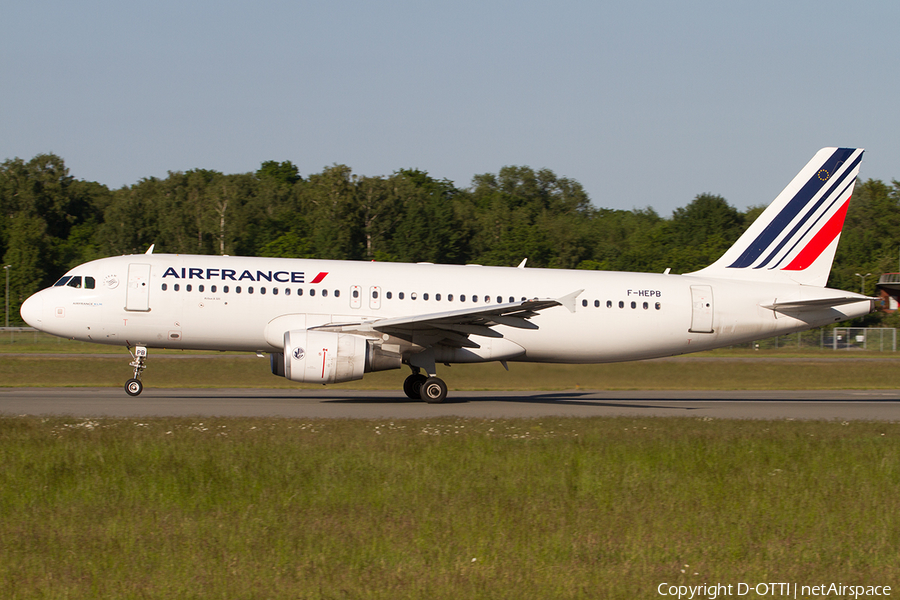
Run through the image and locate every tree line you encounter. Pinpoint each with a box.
[2,153,899,325]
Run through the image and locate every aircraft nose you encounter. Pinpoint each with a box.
[20,293,43,328]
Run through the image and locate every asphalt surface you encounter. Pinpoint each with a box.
[1,387,899,420]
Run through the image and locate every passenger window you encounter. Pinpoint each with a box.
[211,285,217,293]
[322,289,327,297]
[655,302,661,310]
[261,287,267,295]
[460,295,466,302]
[631,301,636,309]
[334,290,340,298]
[298,289,303,296]
[582,300,588,307]
[236,286,241,293]
[353,289,359,298]
[310,289,315,297]
[224,286,229,293]
[399,292,405,300]
[174,284,180,292]
[607,300,612,308]
[411,292,417,300]
[248,287,254,294]
[643,302,648,309]
[448,294,454,301]
[186,284,192,292]
[472,295,478,303]
[386,291,392,299]
[285,288,290,296]
[436,293,441,301]
[162,283,168,291]
[423,293,429,301]
[199,285,204,293]
[594,300,600,308]
[497,296,502,303]
[618,301,624,308]
[273,288,278,295]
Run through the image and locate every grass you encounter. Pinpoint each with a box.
[5,331,900,391]
[3,354,900,391]
[1,416,898,599]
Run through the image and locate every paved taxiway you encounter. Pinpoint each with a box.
[1,388,899,420]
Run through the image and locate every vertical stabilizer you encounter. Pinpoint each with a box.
[690,147,863,287]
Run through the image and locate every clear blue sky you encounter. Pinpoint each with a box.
[3,0,898,215]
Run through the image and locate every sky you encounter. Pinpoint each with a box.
[2,0,899,215]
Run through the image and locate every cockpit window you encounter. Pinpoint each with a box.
[66,276,83,288]
[54,276,72,287]
[85,277,95,289]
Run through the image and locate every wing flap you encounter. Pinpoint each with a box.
[310,291,582,349]
[375,291,581,346]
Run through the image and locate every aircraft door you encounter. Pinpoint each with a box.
[369,286,382,310]
[125,264,152,312]
[689,285,714,333]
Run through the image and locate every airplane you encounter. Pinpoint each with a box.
[19,148,874,402]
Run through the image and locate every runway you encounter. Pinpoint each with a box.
[1,387,899,420]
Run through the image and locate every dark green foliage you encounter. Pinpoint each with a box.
[1,154,897,326]
[832,179,900,294]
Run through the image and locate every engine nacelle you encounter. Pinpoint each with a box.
[272,330,401,384]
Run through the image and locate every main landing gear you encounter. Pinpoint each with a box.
[403,368,448,403]
[125,345,148,396]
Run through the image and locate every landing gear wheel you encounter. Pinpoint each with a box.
[125,378,143,397]
[125,345,149,397]
[420,377,448,404]
[403,373,427,400]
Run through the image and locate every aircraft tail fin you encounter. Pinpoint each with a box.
[689,147,864,287]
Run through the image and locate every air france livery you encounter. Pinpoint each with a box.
[20,148,874,402]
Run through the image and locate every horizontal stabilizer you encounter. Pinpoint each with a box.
[762,296,874,312]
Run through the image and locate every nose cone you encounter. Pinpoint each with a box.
[20,293,43,329]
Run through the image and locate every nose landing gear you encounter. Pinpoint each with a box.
[125,345,148,396]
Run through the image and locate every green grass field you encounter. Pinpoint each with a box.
[3,335,899,598]
[5,331,900,392]
[1,416,897,599]
[3,354,900,391]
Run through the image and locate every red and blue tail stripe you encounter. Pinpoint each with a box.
[727,148,861,270]
[691,147,864,287]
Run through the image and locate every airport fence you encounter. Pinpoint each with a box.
[726,327,897,352]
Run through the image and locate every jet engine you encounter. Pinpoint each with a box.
[270,329,401,384]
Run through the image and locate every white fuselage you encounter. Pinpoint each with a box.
[21,254,872,364]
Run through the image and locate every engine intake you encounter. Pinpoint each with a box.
[271,330,401,384]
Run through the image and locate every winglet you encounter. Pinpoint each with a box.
[145,244,155,255]
[517,258,527,269]
[557,289,583,313]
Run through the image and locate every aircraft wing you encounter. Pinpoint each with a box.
[313,289,582,348]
